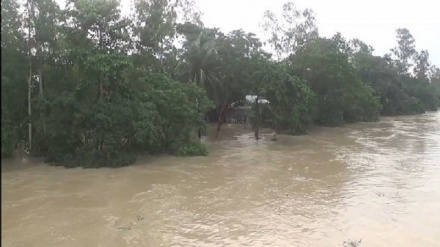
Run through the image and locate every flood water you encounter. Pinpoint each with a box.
[2,112,440,247]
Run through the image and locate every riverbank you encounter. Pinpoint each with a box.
[3,111,438,167]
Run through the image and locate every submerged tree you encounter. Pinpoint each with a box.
[290,36,380,126]
[1,0,438,166]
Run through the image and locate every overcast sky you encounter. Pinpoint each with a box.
[54,0,439,65]
[195,0,440,66]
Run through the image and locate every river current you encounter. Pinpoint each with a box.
[2,112,440,246]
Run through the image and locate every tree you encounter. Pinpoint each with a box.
[134,72,212,152]
[391,28,417,75]
[248,56,315,138]
[349,38,374,55]
[179,27,219,87]
[291,36,380,126]
[430,66,440,105]
[351,38,430,115]
[26,0,35,152]
[1,0,28,156]
[246,53,271,139]
[25,0,62,154]
[133,0,176,70]
[1,0,439,166]
[261,64,315,134]
[262,1,318,59]
[210,30,263,137]
[177,26,219,139]
[414,49,430,79]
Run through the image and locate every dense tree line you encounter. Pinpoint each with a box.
[2,0,439,167]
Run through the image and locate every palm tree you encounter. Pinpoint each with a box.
[180,29,219,139]
[181,30,218,87]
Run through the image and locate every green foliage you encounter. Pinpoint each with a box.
[132,72,213,153]
[49,147,137,168]
[403,77,438,111]
[291,37,380,126]
[343,84,381,123]
[262,1,319,58]
[391,28,417,75]
[254,62,316,134]
[1,111,18,158]
[40,61,212,167]
[175,142,209,156]
[352,44,437,115]
[1,0,438,168]
[1,0,29,157]
[431,67,440,106]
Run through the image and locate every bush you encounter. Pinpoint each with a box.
[49,147,137,168]
[256,64,316,134]
[175,142,209,156]
[39,67,212,168]
[291,38,381,126]
[1,117,18,158]
[344,84,381,123]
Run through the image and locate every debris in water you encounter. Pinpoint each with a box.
[342,239,362,247]
[116,226,132,231]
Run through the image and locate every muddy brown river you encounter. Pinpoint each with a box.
[2,112,440,247]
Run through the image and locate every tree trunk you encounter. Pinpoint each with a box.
[215,103,227,138]
[254,96,259,140]
[27,0,33,152]
[38,60,46,133]
[27,73,32,152]
[215,118,222,138]
[38,69,43,97]
[195,98,202,141]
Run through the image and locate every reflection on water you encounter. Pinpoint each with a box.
[2,112,440,247]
